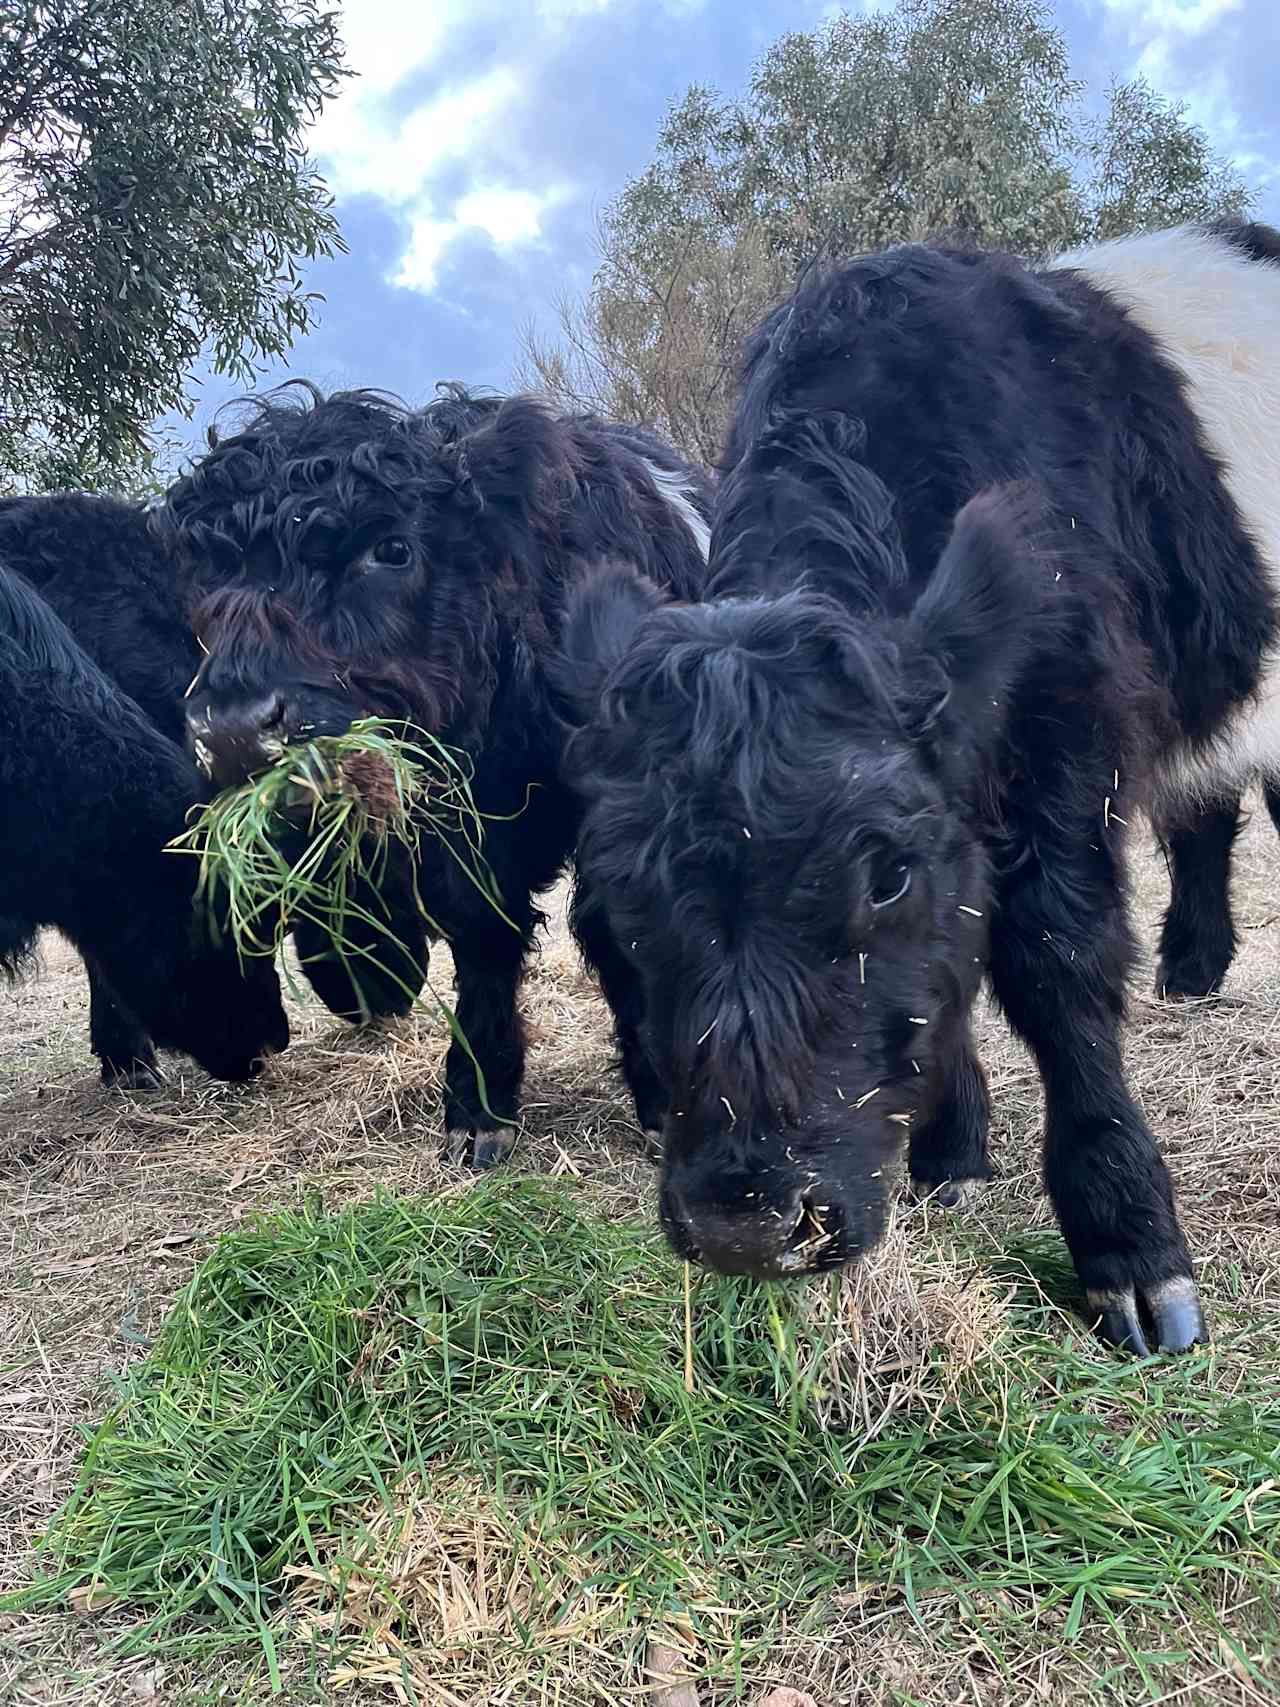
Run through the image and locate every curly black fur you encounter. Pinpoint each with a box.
[0,562,289,1082]
[557,221,1280,1352]
[0,492,200,746]
[157,382,713,1152]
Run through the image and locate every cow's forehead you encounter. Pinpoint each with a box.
[610,751,921,877]
[251,467,431,545]
[233,412,434,486]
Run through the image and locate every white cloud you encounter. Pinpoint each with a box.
[313,66,523,205]
[1096,0,1280,209]
[395,184,571,292]
[308,1,612,294]
[455,186,561,246]
[1137,51,1241,139]
[536,0,616,20]
[330,2,454,97]
[1100,0,1242,30]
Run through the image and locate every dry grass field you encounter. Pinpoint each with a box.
[2,810,1279,1707]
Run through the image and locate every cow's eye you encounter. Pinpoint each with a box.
[367,537,413,570]
[869,862,912,909]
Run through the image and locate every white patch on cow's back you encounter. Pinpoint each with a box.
[641,457,711,562]
[1051,226,1280,803]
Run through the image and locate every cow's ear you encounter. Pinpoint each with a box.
[553,559,667,726]
[901,485,1047,736]
[443,397,558,526]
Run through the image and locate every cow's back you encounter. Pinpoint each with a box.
[0,493,197,746]
[1050,223,1280,797]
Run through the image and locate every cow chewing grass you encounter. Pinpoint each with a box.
[0,491,462,1085]
[157,382,713,1164]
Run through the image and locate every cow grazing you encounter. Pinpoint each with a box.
[0,491,430,1082]
[0,561,290,1082]
[557,219,1280,1355]
[156,383,712,1161]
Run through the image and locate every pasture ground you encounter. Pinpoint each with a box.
[2,812,1280,1706]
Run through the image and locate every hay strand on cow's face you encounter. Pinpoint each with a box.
[167,718,512,1026]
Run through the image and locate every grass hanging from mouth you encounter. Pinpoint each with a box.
[167,718,516,1101]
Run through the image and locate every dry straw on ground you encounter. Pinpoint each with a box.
[286,1475,715,1704]
[811,1211,1015,1435]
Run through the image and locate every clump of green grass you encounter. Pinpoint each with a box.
[7,1180,1280,1698]
[169,717,510,1012]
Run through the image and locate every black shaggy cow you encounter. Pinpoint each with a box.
[0,561,289,1082]
[557,219,1280,1355]
[157,383,712,1161]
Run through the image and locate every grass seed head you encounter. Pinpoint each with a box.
[336,749,403,824]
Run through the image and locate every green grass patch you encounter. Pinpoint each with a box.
[8,1179,1280,1697]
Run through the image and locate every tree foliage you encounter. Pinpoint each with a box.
[521,0,1254,464]
[0,0,347,491]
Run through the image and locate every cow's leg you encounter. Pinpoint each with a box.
[443,899,537,1170]
[86,956,162,1089]
[907,1023,991,1207]
[989,826,1203,1355]
[1263,776,1280,839]
[570,878,666,1149]
[1154,790,1242,999]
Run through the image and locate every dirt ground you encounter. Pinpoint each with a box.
[3,810,1280,1706]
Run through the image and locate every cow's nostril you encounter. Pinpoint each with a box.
[260,694,287,734]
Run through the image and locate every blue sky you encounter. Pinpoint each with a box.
[172,0,1280,449]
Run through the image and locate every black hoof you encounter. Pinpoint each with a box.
[445,1126,518,1170]
[1087,1275,1206,1356]
[299,955,421,1025]
[1154,965,1224,1002]
[101,1057,164,1092]
[639,1127,664,1161]
[907,1174,987,1210]
[631,1084,669,1135]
